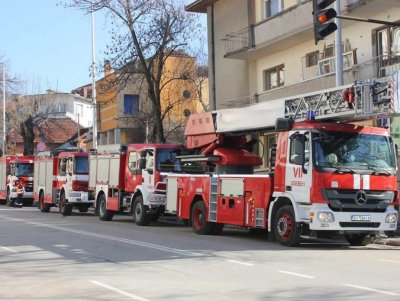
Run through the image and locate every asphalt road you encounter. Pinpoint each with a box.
[1,206,400,301]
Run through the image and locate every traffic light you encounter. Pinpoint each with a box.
[313,0,338,45]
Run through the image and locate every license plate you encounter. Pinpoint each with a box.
[351,215,371,221]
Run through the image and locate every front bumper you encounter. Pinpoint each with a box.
[309,203,398,232]
[147,194,166,208]
[10,191,34,200]
[67,191,92,204]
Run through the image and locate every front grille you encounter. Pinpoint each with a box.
[24,187,33,192]
[339,222,380,228]
[324,189,394,212]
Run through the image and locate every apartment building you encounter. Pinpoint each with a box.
[187,0,400,169]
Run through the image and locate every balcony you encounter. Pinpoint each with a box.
[224,0,313,59]
[222,53,400,109]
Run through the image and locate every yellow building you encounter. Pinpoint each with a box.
[96,54,207,145]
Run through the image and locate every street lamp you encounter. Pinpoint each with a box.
[2,63,5,156]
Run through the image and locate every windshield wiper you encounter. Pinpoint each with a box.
[367,164,391,176]
[325,162,355,174]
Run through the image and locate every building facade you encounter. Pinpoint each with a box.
[187,0,400,169]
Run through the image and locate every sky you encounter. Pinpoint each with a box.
[0,0,205,94]
[0,0,112,93]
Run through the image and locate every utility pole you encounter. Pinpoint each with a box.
[91,10,98,149]
[335,0,343,86]
[2,63,5,156]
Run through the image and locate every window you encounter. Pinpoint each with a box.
[264,65,285,91]
[123,94,139,115]
[128,151,138,172]
[306,51,319,67]
[377,26,400,57]
[59,158,67,176]
[262,0,300,18]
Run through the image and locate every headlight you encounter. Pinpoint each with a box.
[317,212,335,222]
[385,213,398,223]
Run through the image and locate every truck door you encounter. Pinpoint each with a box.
[125,150,141,192]
[141,149,155,190]
[285,130,312,204]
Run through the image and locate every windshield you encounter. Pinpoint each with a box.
[314,131,396,172]
[156,149,204,173]
[16,163,34,177]
[74,156,89,174]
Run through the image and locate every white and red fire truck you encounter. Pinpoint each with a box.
[34,149,91,215]
[0,155,34,206]
[89,144,201,225]
[162,73,400,246]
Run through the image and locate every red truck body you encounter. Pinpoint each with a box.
[0,155,34,206]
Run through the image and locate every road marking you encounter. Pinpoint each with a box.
[344,284,399,296]
[226,259,254,266]
[378,258,400,264]
[90,280,150,301]
[0,246,18,253]
[0,216,199,257]
[277,270,315,279]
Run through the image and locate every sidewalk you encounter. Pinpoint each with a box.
[370,227,400,247]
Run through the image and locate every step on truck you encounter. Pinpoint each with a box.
[166,72,400,246]
[0,155,34,206]
[34,149,91,215]
[89,144,202,225]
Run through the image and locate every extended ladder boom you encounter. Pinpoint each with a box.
[214,71,400,134]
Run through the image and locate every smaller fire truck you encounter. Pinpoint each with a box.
[34,149,91,215]
[89,144,201,225]
[0,155,34,206]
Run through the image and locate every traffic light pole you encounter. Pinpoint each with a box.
[335,15,400,27]
[335,0,343,86]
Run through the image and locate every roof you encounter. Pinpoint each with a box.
[185,0,217,13]
[9,118,85,144]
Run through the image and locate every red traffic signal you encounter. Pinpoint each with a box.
[313,0,338,44]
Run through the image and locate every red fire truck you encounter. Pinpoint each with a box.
[0,155,34,206]
[34,149,91,215]
[89,144,201,225]
[163,74,400,246]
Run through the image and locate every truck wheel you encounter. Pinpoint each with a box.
[345,233,368,246]
[98,195,113,221]
[39,193,50,213]
[133,196,151,226]
[274,205,301,247]
[59,192,72,216]
[191,201,214,235]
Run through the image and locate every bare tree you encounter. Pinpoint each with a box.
[68,0,203,143]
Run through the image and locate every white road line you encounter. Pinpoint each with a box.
[90,280,150,301]
[344,284,399,296]
[378,258,400,264]
[226,259,254,266]
[0,215,199,257]
[277,270,315,279]
[0,246,18,253]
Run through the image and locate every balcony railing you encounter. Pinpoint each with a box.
[222,27,253,56]
[354,55,400,81]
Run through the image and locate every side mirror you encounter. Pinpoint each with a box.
[290,133,307,173]
[138,158,146,169]
[139,150,147,158]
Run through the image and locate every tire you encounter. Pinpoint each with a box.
[59,192,72,216]
[39,192,50,213]
[133,195,151,226]
[274,205,301,247]
[345,233,368,246]
[151,213,160,222]
[191,201,214,235]
[98,194,113,221]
